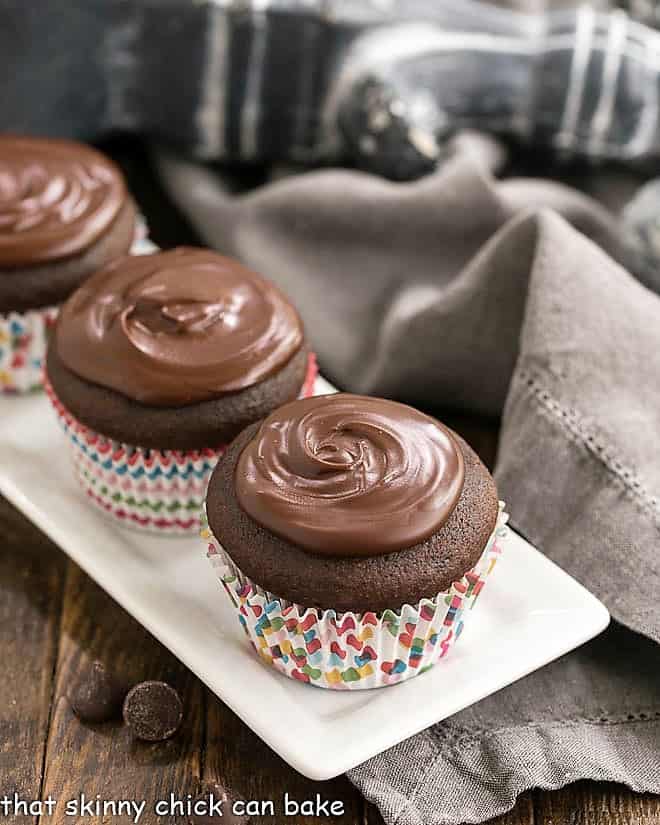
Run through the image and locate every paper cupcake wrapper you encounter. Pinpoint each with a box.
[0,231,152,396]
[0,305,59,394]
[45,352,318,536]
[203,503,508,690]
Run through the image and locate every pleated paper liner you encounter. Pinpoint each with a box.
[0,306,59,394]
[44,352,318,536]
[203,503,508,689]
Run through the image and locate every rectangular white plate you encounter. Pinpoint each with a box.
[0,387,609,781]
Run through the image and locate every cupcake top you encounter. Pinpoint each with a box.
[206,393,499,611]
[0,135,128,267]
[53,247,304,407]
[235,394,465,556]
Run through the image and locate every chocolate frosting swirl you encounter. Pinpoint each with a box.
[235,394,465,557]
[55,248,304,406]
[0,136,127,267]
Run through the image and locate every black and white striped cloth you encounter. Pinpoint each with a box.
[3,0,660,174]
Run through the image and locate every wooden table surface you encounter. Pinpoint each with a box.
[1,140,657,825]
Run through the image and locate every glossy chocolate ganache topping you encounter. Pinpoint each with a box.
[0,136,127,267]
[235,394,465,556]
[55,248,304,406]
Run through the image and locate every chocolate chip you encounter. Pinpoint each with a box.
[189,783,249,825]
[122,680,183,741]
[67,660,124,723]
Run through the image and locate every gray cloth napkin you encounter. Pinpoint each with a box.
[155,139,660,823]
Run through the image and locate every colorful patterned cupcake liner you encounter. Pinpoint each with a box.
[0,232,153,397]
[0,305,59,395]
[45,352,318,536]
[203,502,508,690]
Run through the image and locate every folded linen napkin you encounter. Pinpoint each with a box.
[155,138,660,824]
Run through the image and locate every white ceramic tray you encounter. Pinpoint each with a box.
[0,387,609,780]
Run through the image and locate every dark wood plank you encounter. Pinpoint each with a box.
[0,498,65,824]
[204,691,367,824]
[535,783,660,825]
[39,560,204,825]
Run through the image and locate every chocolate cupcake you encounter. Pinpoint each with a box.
[203,393,507,689]
[0,135,137,393]
[45,247,317,534]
